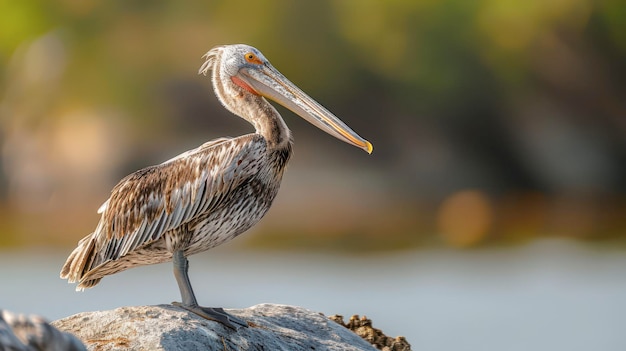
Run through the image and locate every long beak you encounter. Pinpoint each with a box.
[238,64,373,154]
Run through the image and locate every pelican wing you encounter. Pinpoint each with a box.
[61,134,266,286]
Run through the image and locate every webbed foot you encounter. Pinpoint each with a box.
[172,302,248,330]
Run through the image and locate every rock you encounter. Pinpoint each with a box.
[52,304,382,351]
[0,310,86,351]
[329,315,412,351]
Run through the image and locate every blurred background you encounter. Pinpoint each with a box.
[0,0,625,350]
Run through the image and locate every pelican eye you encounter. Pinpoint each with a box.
[244,52,262,65]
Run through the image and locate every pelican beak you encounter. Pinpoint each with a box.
[238,64,373,154]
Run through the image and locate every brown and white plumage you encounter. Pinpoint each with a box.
[60,44,372,329]
[62,135,288,288]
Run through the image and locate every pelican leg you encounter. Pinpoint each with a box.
[171,250,248,330]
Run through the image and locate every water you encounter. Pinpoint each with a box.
[1,239,625,351]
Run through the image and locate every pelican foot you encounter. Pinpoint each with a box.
[172,302,248,330]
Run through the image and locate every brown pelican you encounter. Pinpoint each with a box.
[60,44,372,330]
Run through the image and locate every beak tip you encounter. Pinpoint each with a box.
[364,141,373,154]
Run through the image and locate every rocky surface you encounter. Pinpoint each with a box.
[329,314,412,351]
[0,310,86,351]
[52,304,384,351]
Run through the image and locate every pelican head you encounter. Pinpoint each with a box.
[199,44,373,154]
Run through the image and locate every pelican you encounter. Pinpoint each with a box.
[60,44,372,330]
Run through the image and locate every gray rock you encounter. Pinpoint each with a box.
[52,304,380,351]
[0,310,86,351]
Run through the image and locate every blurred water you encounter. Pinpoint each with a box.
[1,239,625,351]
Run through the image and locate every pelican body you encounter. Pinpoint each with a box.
[60,44,372,329]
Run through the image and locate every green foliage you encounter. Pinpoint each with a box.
[0,0,53,59]
[2,0,623,118]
